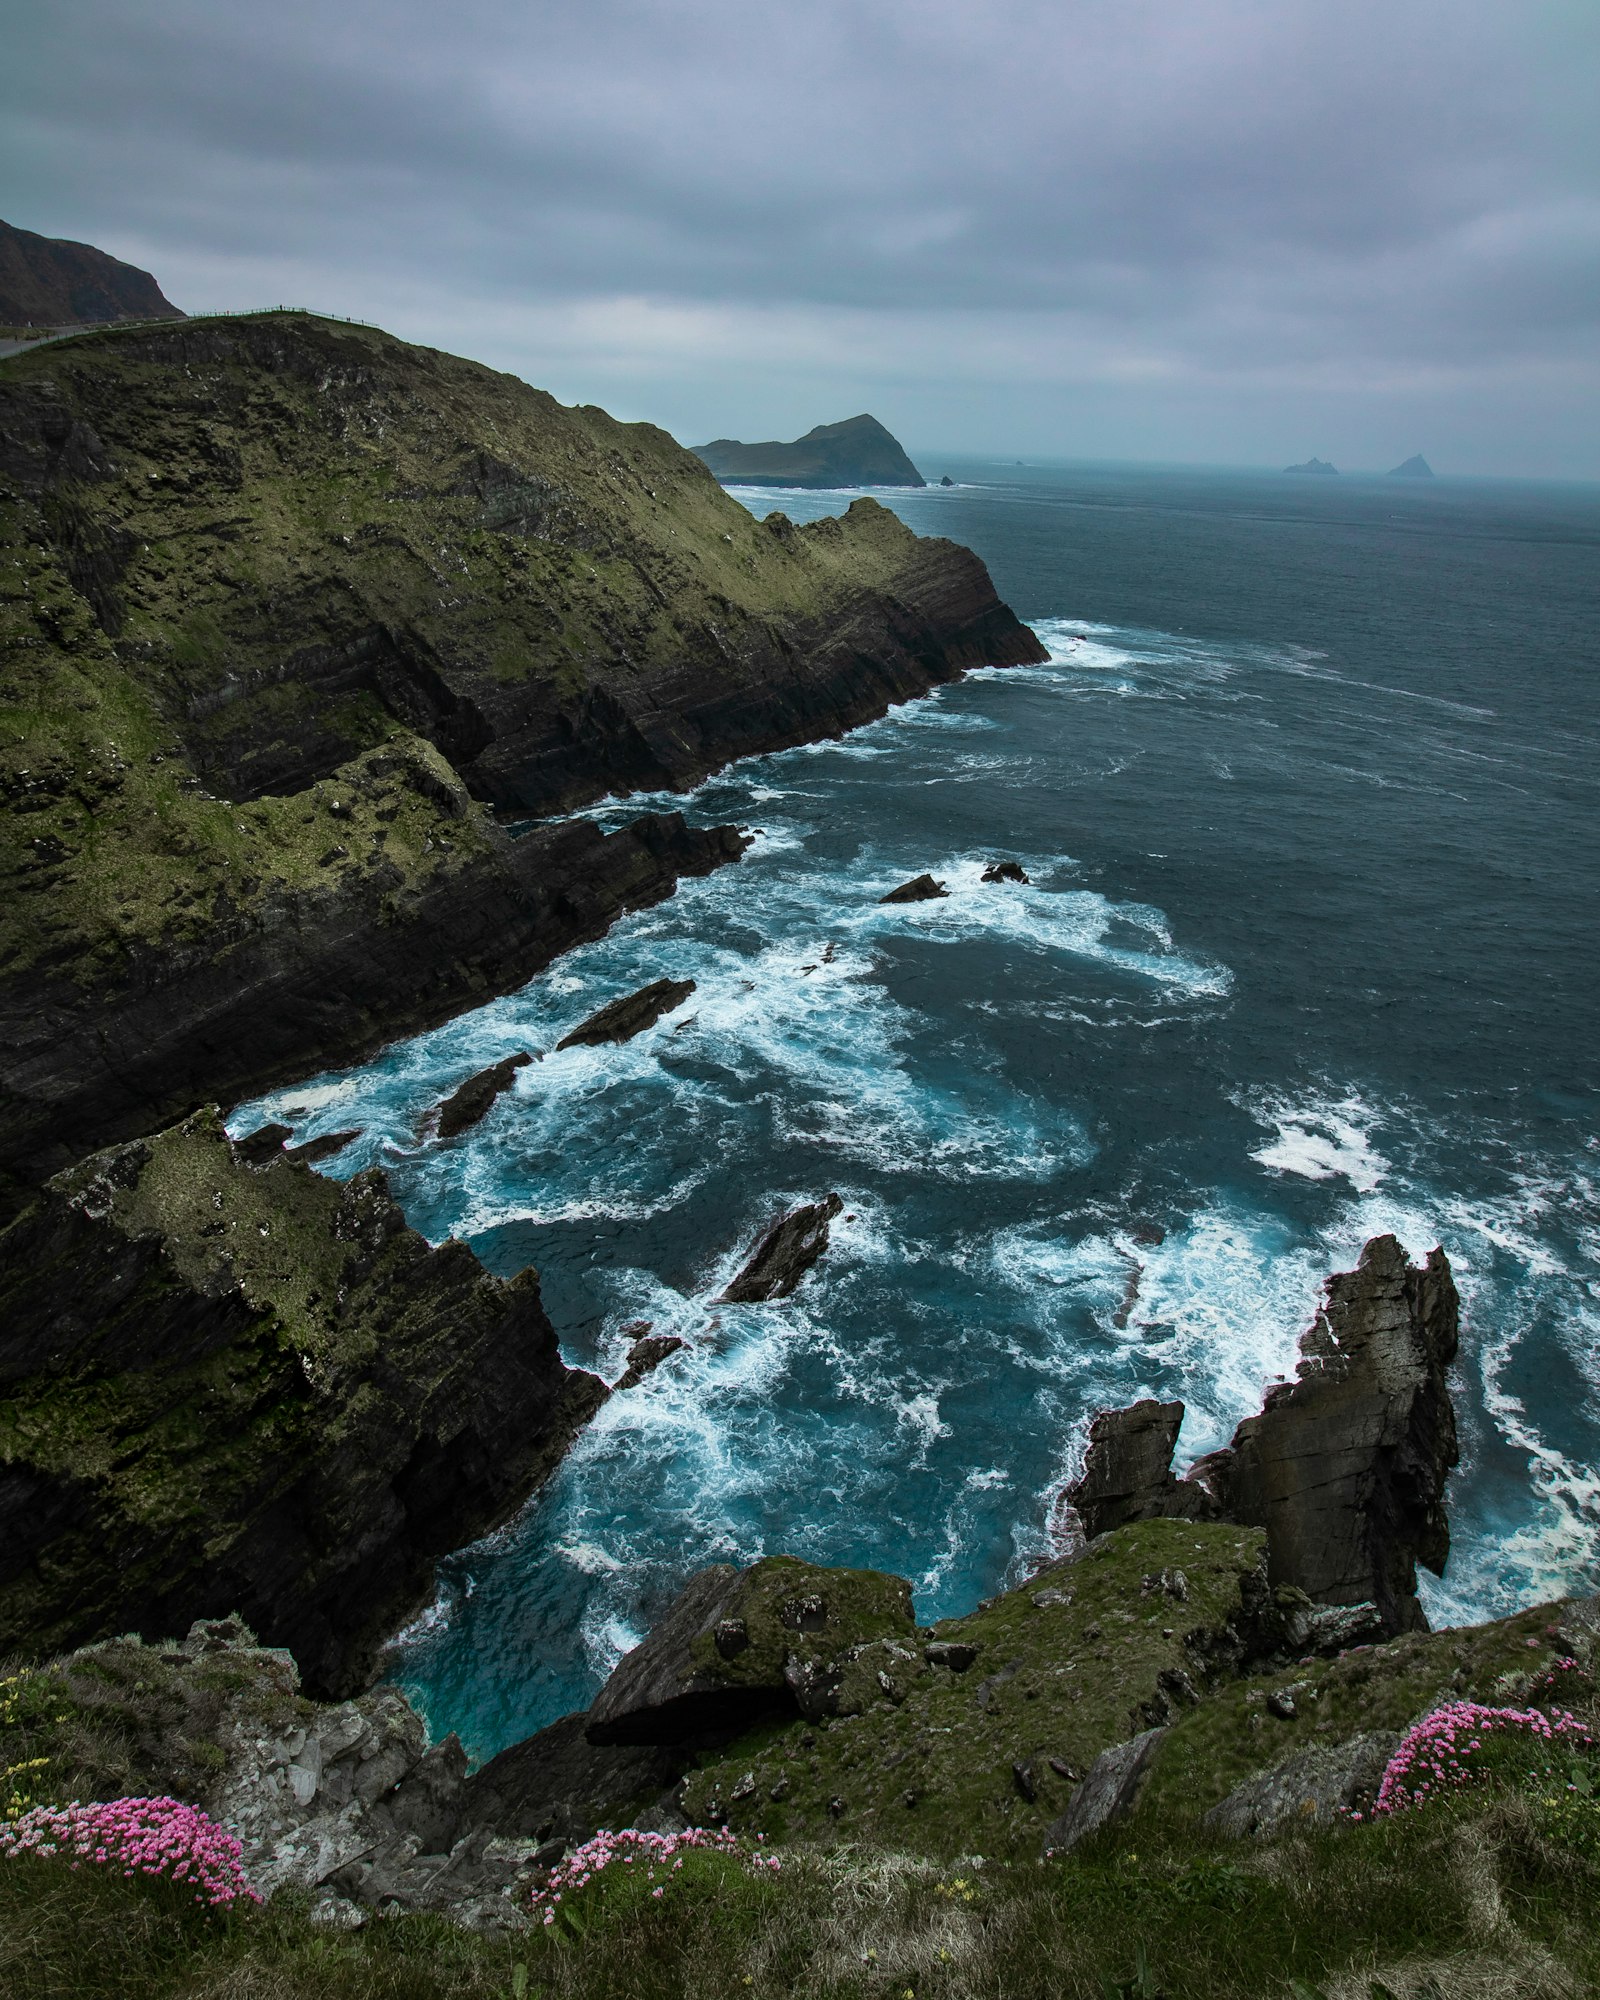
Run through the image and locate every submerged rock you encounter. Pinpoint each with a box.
[718,1192,843,1302]
[556,978,696,1050]
[433,1052,533,1139]
[615,1330,687,1391]
[1067,1235,1459,1633]
[880,873,947,904]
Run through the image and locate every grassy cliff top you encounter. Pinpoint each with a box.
[0,311,1017,990]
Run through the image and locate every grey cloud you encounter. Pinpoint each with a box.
[2,0,1596,470]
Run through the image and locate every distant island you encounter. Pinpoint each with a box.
[693,413,925,488]
[1389,454,1435,478]
[0,217,184,327]
[1284,456,1338,475]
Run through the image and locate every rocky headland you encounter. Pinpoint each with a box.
[692,414,926,489]
[0,218,185,329]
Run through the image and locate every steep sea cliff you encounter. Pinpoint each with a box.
[0,310,1041,1683]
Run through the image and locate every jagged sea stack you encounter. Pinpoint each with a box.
[1068,1235,1459,1633]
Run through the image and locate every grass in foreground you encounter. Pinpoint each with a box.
[4,1782,1599,2000]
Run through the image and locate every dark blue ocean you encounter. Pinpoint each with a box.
[234,459,1600,1766]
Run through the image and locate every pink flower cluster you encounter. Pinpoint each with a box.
[531,1825,781,1925]
[0,1795,260,1908]
[1366,1698,1592,1819]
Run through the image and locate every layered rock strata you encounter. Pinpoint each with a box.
[0,1110,607,1694]
[1067,1235,1460,1633]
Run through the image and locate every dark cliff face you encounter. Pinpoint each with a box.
[692,413,926,488]
[1069,1236,1460,1634]
[0,313,1041,1191]
[0,1111,607,1696]
[0,219,184,326]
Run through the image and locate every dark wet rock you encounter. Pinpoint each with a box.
[616,1331,687,1391]
[880,873,948,904]
[981,860,1029,884]
[556,978,696,1050]
[1042,1727,1167,1854]
[584,1556,916,1746]
[939,475,955,487]
[1204,1731,1399,1837]
[234,1122,293,1164]
[717,1192,843,1303]
[1067,1400,1213,1540]
[433,1052,533,1140]
[1067,1237,1460,1635]
[5,802,748,1194]
[288,1128,363,1165]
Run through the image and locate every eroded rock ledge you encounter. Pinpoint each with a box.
[0,1110,607,1695]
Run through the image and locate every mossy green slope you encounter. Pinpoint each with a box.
[677,1523,1586,1867]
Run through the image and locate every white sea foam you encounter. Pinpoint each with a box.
[1248,1091,1389,1193]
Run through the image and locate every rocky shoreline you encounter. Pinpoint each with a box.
[11,1231,1589,1942]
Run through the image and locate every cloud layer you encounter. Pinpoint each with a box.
[5,0,1598,471]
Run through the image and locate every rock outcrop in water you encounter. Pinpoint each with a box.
[432,1052,534,1139]
[556,978,697,1050]
[717,1193,844,1302]
[0,1110,607,1695]
[0,311,1042,1201]
[692,414,925,489]
[1388,454,1434,478]
[880,873,948,904]
[1284,457,1338,474]
[1066,1236,1460,1634]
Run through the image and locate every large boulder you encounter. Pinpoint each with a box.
[1067,1236,1459,1633]
[584,1556,917,1746]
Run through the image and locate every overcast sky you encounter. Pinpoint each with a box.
[5,0,1598,474]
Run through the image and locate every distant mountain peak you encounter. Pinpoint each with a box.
[1284,456,1338,475]
[694,414,924,489]
[0,218,183,328]
[1388,454,1435,478]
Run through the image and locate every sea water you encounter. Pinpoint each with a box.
[234,459,1600,1765]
